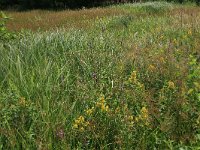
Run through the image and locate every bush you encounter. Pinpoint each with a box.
[0,12,15,42]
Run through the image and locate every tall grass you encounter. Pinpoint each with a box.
[0,2,200,149]
[5,7,125,31]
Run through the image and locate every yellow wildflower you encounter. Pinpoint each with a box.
[75,115,85,125]
[168,81,175,89]
[137,82,144,89]
[75,119,80,124]
[96,102,101,107]
[96,96,109,112]
[135,107,150,126]
[129,71,137,83]
[188,30,192,35]
[86,107,94,115]
[159,57,165,63]
[141,107,148,119]
[141,107,148,114]
[19,97,26,106]
[148,64,156,72]
[128,116,134,121]
[142,113,148,119]
[101,105,105,110]
[101,105,109,112]
[80,127,84,132]
[105,105,109,112]
[100,96,105,103]
[84,121,90,127]
[73,115,90,130]
[78,116,85,123]
[135,117,139,122]
[72,124,78,129]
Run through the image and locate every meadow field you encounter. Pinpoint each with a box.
[0,2,200,149]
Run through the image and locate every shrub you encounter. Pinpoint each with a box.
[0,12,15,42]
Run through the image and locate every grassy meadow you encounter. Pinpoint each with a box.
[0,2,200,149]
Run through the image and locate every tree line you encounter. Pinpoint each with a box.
[0,0,199,9]
[0,0,124,9]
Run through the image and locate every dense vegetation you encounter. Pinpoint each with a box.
[0,2,200,149]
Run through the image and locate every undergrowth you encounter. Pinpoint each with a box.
[0,2,200,149]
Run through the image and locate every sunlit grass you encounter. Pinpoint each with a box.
[0,2,200,149]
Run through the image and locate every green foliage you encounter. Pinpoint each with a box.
[0,12,10,41]
[0,92,37,149]
[0,2,200,149]
[0,12,16,42]
[107,15,134,29]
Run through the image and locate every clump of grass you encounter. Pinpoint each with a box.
[117,2,174,14]
[107,15,134,29]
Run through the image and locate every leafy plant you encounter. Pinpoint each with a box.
[0,11,15,42]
